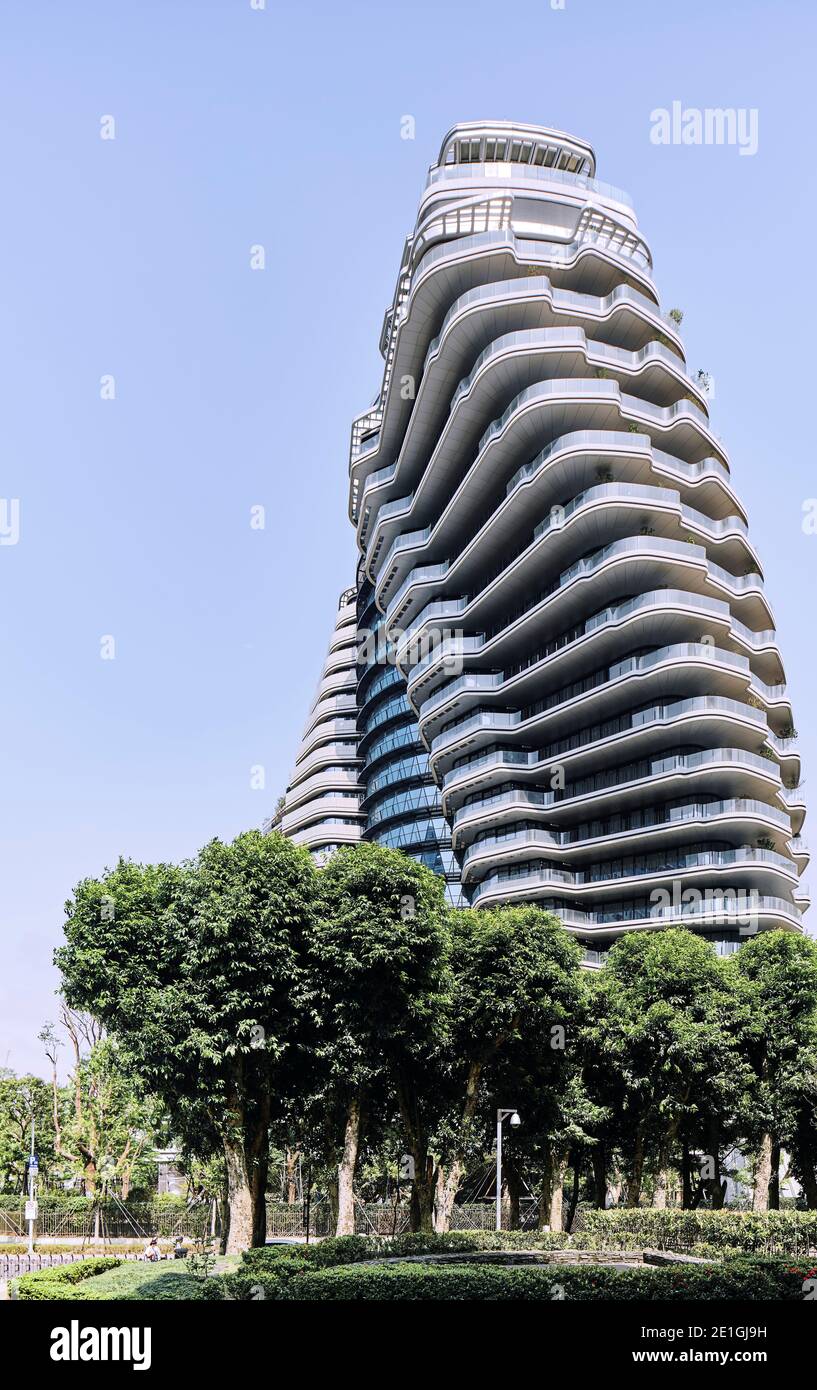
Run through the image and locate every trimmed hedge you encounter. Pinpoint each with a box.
[214,1231,571,1300]
[275,1256,814,1302]
[14,1258,122,1300]
[576,1209,817,1255]
[241,1230,567,1270]
[207,1230,817,1302]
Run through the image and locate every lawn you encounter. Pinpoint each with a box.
[72,1262,209,1300]
[14,1260,209,1301]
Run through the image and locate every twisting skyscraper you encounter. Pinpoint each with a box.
[281,121,808,956]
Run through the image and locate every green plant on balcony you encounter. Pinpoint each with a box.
[667,307,684,326]
[627,422,641,433]
[595,466,613,483]
[756,836,776,852]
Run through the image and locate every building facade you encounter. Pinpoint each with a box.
[274,586,365,862]
[284,120,808,954]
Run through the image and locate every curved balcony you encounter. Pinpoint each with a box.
[461,797,796,878]
[376,380,733,616]
[282,792,364,838]
[349,222,664,520]
[468,879,803,935]
[448,747,786,839]
[338,121,804,932]
[469,844,799,907]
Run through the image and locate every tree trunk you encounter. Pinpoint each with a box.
[81,1151,97,1199]
[335,1093,363,1236]
[411,1155,436,1233]
[284,1147,300,1204]
[222,1086,270,1253]
[396,1075,436,1233]
[540,1142,568,1231]
[550,1152,567,1232]
[433,1160,461,1233]
[753,1132,773,1211]
[431,1060,483,1233]
[681,1141,692,1209]
[794,1114,817,1209]
[539,1141,555,1230]
[626,1124,645,1207]
[506,1160,523,1231]
[592,1144,608,1208]
[565,1157,581,1233]
[653,1120,678,1208]
[705,1118,724,1208]
[218,1174,230,1255]
[769,1137,781,1210]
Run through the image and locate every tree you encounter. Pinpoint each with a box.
[0,1072,54,1195]
[308,843,450,1235]
[432,905,583,1232]
[40,1009,160,1198]
[55,830,317,1251]
[587,929,749,1208]
[730,931,817,1210]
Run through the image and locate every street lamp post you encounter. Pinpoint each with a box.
[27,1117,37,1256]
[495,1108,521,1232]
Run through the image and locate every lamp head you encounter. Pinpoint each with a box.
[509,1111,521,1128]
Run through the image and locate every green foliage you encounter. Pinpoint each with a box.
[730,933,817,1141]
[55,831,319,1244]
[306,842,451,1155]
[67,1262,210,1300]
[585,929,750,1201]
[0,1073,54,1195]
[49,813,817,1241]
[56,834,318,1124]
[14,1257,121,1300]
[209,1230,572,1299]
[577,1207,817,1254]
[274,1256,807,1301]
[15,1257,209,1301]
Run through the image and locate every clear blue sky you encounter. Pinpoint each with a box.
[1,0,814,1077]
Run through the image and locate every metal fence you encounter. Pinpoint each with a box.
[266,1201,529,1237]
[0,1251,146,1276]
[1,1200,534,1243]
[0,1205,214,1240]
